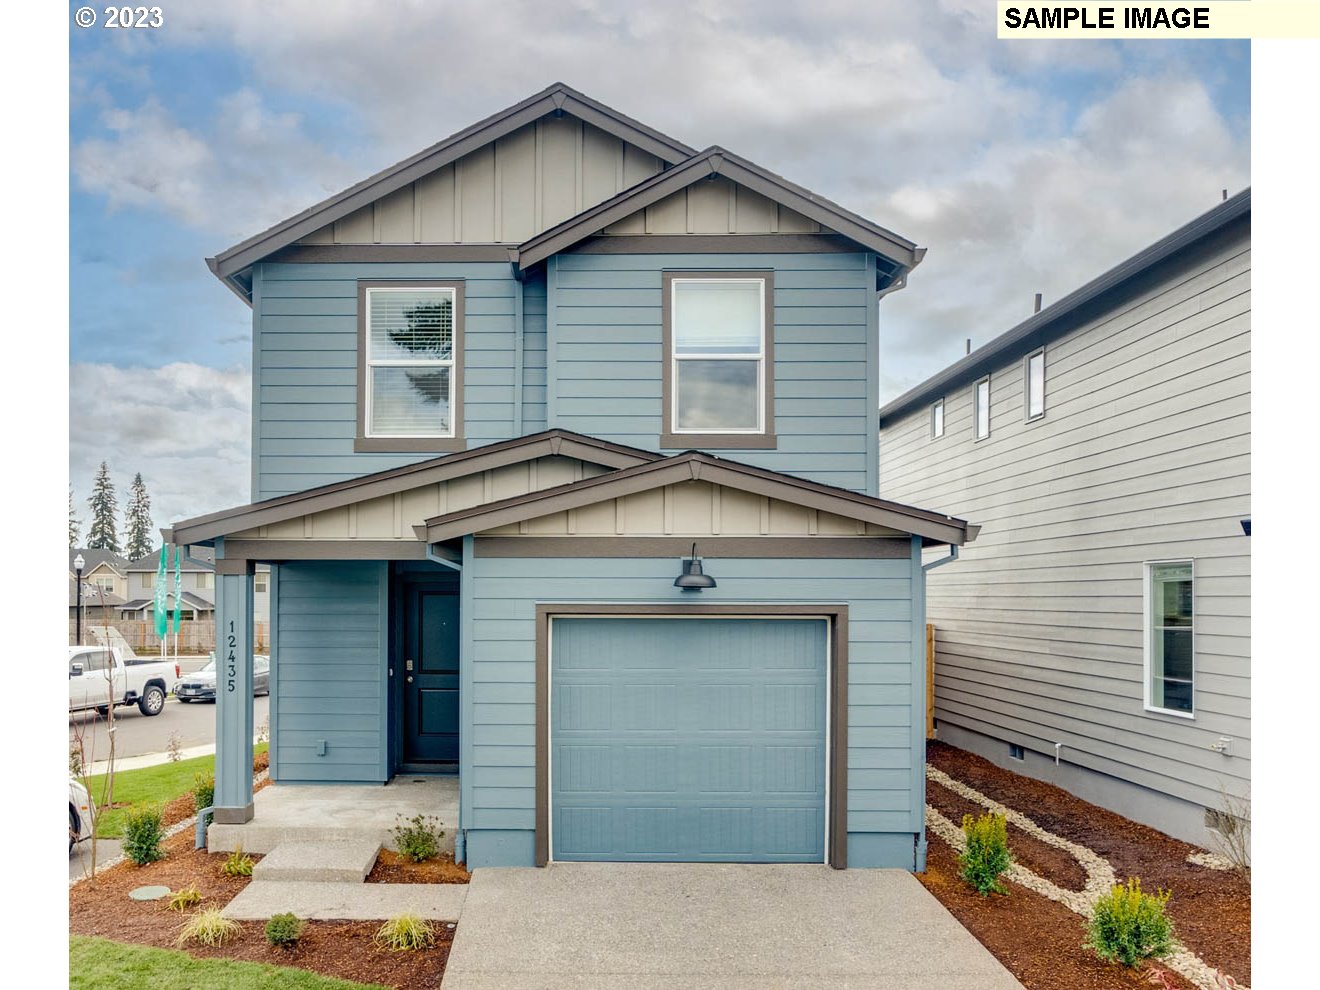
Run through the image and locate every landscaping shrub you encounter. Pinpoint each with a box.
[1085,877,1175,967]
[391,813,445,863]
[265,912,304,948]
[121,803,166,865]
[167,884,203,912]
[959,811,1012,895]
[193,772,215,828]
[374,913,435,951]
[176,908,240,948]
[220,846,254,878]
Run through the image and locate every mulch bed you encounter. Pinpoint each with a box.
[70,829,452,988]
[921,741,1250,989]
[367,849,470,884]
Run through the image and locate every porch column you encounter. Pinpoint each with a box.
[214,557,255,823]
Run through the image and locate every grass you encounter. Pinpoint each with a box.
[70,936,391,990]
[83,743,269,838]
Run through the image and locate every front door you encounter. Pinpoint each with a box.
[402,584,460,766]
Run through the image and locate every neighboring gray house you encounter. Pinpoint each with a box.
[877,191,1250,845]
[164,83,977,871]
[69,548,131,600]
[122,548,271,623]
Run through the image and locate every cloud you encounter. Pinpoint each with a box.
[69,363,251,530]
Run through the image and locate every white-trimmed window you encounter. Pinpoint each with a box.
[356,281,465,452]
[1145,561,1195,716]
[662,272,774,447]
[140,573,152,589]
[931,398,945,439]
[974,376,991,440]
[195,573,213,590]
[1025,349,1045,420]
[254,573,268,594]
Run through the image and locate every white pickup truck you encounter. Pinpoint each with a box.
[67,646,178,717]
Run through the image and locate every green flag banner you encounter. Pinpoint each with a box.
[154,545,169,640]
[173,546,183,635]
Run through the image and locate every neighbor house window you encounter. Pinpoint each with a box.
[254,573,268,594]
[356,281,465,452]
[140,573,152,589]
[661,271,775,448]
[931,398,945,439]
[1146,561,1194,716]
[195,573,213,590]
[92,576,116,593]
[1025,349,1045,420]
[974,376,991,440]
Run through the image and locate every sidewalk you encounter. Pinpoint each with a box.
[85,735,264,775]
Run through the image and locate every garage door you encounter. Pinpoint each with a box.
[551,616,828,863]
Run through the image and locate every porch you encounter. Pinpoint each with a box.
[208,775,459,855]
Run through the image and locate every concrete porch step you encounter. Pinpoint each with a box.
[222,879,467,921]
[252,839,382,883]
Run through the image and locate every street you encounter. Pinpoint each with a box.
[70,694,271,763]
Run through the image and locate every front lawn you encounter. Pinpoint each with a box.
[70,936,390,990]
[85,744,269,838]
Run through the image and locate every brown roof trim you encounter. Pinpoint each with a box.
[207,83,697,300]
[164,430,661,546]
[516,147,923,279]
[424,451,972,547]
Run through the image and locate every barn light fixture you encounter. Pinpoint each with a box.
[673,542,716,591]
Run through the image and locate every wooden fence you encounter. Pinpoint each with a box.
[68,618,270,655]
[926,623,936,740]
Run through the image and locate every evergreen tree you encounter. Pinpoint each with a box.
[86,462,120,553]
[124,473,154,561]
[69,486,80,548]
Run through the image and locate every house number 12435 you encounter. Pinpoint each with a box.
[227,621,237,693]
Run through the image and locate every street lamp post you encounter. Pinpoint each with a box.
[74,553,85,645]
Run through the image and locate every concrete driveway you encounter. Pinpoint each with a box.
[441,863,1024,990]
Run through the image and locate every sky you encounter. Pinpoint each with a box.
[68,0,1252,531]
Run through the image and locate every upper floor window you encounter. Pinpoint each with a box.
[661,272,776,449]
[195,572,213,590]
[254,573,268,594]
[1145,561,1194,716]
[931,398,945,439]
[974,376,991,440]
[1025,349,1045,420]
[140,573,152,589]
[92,576,116,592]
[356,281,466,453]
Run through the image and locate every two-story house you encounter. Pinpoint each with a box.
[877,191,1249,846]
[165,84,975,871]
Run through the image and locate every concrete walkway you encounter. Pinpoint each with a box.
[441,863,1025,990]
[223,879,466,921]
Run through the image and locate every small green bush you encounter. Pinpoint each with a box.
[121,803,166,865]
[193,772,215,828]
[374,912,435,952]
[1086,877,1175,967]
[391,813,445,863]
[167,884,203,912]
[265,912,304,948]
[220,846,254,878]
[176,908,240,948]
[959,811,1012,895]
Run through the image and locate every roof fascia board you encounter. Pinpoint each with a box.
[166,431,660,546]
[209,84,696,285]
[424,453,969,546]
[878,189,1250,425]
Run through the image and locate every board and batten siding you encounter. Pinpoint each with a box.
[462,549,922,869]
[878,222,1250,834]
[547,251,878,493]
[254,261,522,499]
[297,116,666,246]
[272,561,388,783]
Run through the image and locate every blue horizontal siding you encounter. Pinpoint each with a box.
[463,553,919,866]
[547,251,873,492]
[274,561,386,783]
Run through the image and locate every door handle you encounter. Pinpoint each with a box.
[406,676,414,683]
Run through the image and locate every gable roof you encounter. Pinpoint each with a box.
[70,548,131,575]
[123,549,215,573]
[207,83,697,300]
[878,188,1251,426]
[164,429,662,546]
[70,579,127,608]
[422,450,975,547]
[118,591,215,612]
[516,146,923,283]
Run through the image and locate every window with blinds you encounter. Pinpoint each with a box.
[670,277,766,433]
[365,287,456,438]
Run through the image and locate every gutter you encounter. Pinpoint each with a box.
[922,545,960,572]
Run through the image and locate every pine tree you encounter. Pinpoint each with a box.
[124,473,154,561]
[69,486,81,548]
[86,462,120,553]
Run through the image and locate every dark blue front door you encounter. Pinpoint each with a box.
[403,585,459,765]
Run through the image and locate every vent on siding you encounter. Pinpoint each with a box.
[1008,743,1025,762]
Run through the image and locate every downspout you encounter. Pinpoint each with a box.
[511,259,525,436]
[423,540,465,864]
[914,539,961,872]
[922,544,959,572]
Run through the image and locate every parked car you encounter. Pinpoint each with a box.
[69,778,94,853]
[175,654,270,702]
[68,646,177,717]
